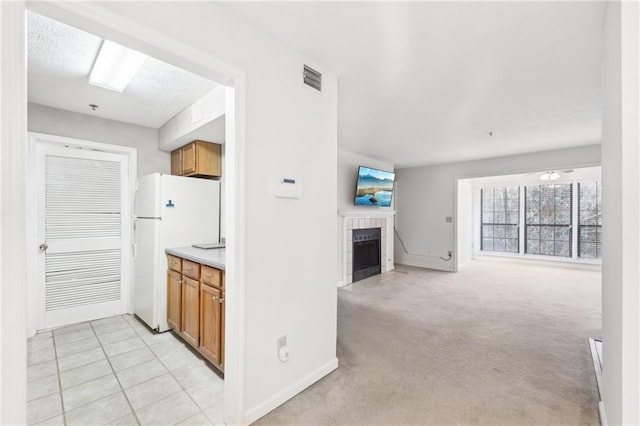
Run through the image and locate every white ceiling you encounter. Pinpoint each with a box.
[221,2,605,167]
[27,11,218,129]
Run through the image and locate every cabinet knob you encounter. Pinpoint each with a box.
[212,295,218,301]
[218,297,225,304]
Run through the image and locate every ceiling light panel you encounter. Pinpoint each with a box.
[89,40,147,92]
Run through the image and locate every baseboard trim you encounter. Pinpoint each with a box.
[599,401,608,426]
[244,358,339,425]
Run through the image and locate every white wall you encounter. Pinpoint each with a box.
[28,103,169,176]
[394,145,601,271]
[337,149,394,283]
[601,2,640,425]
[158,85,226,151]
[74,3,339,422]
[456,180,473,266]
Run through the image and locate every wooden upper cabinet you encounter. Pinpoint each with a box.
[167,269,182,331]
[181,276,200,348]
[170,149,182,176]
[171,140,221,179]
[181,142,197,175]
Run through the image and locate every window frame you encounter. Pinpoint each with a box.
[475,178,601,265]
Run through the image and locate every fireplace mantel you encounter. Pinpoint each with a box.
[338,210,396,218]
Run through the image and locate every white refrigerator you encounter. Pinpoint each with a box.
[133,173,220,331]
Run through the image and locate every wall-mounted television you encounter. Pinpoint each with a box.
[354,166,395,207]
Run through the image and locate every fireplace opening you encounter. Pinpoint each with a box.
[353,227,381,283]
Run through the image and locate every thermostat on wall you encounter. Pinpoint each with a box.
[274,177,302,199]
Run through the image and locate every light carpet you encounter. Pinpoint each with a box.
[256,257,601,425]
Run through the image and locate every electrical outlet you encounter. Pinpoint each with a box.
[277,335,287,349]
[277,335,290,363]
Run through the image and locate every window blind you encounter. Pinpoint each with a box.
[481,186,519,253]
[578,181,602,259]
[525,183,572,257]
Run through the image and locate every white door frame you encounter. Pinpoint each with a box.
[27,132,136,333]
[21,3,248,425]
[0,2,28,424]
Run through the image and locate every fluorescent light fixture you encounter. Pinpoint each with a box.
[540,171,560,181]
[89,40,147,92]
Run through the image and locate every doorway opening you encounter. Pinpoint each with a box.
[23,5,244,425]
[455,166,603,400]
[456,166,602,268]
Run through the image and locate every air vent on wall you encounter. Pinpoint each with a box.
[303,65,322,92]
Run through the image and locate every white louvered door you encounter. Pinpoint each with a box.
[36,143,129,329]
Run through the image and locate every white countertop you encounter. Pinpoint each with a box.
[165,246,225,270]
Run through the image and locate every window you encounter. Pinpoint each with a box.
[478,176,601,261]
[578,181,602,259]
[525,184,572,257]
[481,186,519,253]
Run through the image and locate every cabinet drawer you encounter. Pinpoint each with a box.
[167,255,182,272]
[182,259,200,280]
[201,265,222,289]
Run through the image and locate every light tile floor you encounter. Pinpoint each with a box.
[27,315,224,426]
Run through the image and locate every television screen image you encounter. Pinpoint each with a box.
[355,166,395,207]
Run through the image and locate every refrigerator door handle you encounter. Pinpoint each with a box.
[132,219,138,260]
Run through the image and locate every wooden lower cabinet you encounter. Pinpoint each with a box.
[167,270,182,331]
[181,276,200,348]
[200,284,223,366]
[167,254,225,372]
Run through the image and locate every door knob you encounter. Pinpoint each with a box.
[39,243,48,251]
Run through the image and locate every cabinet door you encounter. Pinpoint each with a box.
[220,290,225,369]
[167,270,182,331]
[195,142,222,177]
[170,149,182,175]
[200,284,222,366]
[181,143,197,175]
[181,276,200,347]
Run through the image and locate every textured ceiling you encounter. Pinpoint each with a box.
[27,11,218,129]
[221,2,605,167]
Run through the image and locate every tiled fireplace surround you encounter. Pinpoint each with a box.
[340,211,395,285]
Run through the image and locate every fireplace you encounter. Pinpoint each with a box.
[352,228,381,282]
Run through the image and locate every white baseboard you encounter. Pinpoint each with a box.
[599,401,608,426]
[244,358,339,425]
